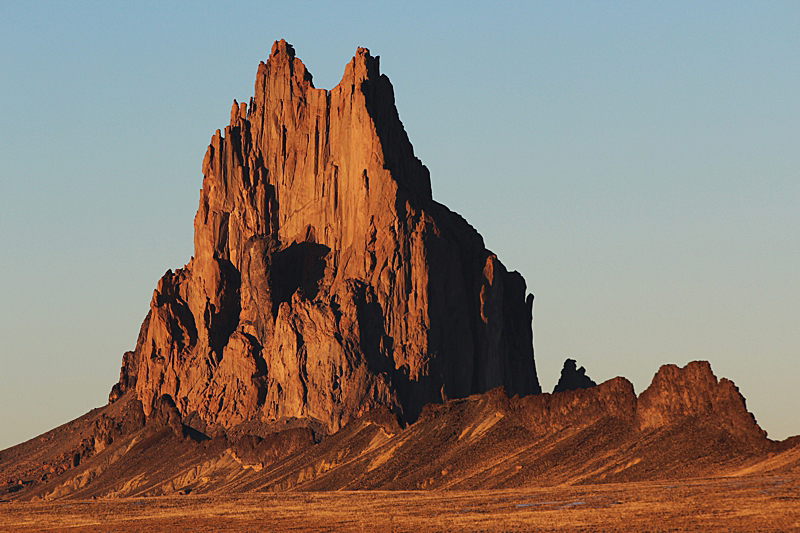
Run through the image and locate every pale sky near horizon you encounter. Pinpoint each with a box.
[1,1,798,451]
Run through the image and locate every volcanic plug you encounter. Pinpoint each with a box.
[109,40,541,435]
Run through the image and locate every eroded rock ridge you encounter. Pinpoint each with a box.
[2,360,779,501]
[110,40,540,434]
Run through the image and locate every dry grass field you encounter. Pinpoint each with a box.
[2,473,798,533]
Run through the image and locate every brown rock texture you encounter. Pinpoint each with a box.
[2,360,783,501]
[111,40,540,435]
[515,376,636,434]
[636,361,768,444]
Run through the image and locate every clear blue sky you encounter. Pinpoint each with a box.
[1,1,798,450]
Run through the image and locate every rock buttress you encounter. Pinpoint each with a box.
[113,40,540,434]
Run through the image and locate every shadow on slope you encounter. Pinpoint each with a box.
[2,361,797,500]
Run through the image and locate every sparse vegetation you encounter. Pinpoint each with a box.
[1,476,798,532]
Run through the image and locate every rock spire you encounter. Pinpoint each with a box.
[110,40,540,434]
[553,358,596,393]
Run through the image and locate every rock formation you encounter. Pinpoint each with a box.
[5,359,777,500]
[2,41,791,503]
[553,358,596,393]
[109,40,540,435]
[635,361,767,444]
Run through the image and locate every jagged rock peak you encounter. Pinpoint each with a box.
[272,38,296,59]
[553,358,596,393]
[111,41,540,436]
[636,361,767,443]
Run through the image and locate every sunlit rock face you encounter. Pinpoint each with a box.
[635,361,767,444]
[110,40,540,434]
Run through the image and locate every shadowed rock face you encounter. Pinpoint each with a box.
[110,40,540,434]
[553,358,596,393]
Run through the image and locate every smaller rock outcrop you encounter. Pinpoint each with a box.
[92,399,146,453]
[635,361,768,445]
[553,358,596,393]
[231,429,315,468]
[516,376,636,435]
[148,395,185,437]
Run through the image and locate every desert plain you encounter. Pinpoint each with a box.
[2,474,799,533]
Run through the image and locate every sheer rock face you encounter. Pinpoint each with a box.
[112,40,540,434]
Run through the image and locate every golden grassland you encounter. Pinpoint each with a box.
[2,474,798,532]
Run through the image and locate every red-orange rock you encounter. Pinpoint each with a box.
[514,377,637,434]
[635,361,767,443]
[112,40,540,434]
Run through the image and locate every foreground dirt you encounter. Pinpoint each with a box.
[2,474,797,532]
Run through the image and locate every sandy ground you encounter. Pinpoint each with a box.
[1,474,798,532]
